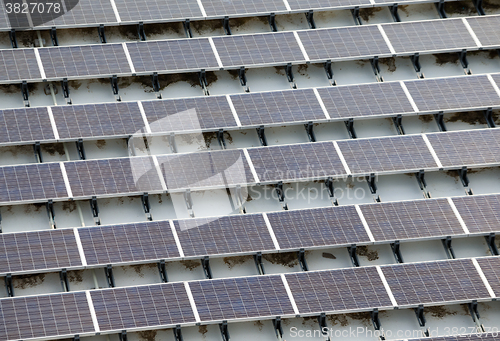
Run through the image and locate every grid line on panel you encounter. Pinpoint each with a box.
[114,0,203,22]
[452,194,500,234]
[475,257,500,297]
[0,49,42,82]
[381,259,492,306]
[174,214,276,257]
[201,0,287,16]
[0,107,54,144]
[466,16,500,47]
[266,206,371,249]
[286,0,372,10]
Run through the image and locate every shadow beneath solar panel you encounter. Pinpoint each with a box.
[0,203,51,233]
[451,236,494,259]
[395,2,442,21]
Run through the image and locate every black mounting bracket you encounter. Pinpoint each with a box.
[183,19,193,38]
[238,66,249,91]
[305,10,316,29]
[414,304,426,327]
[298,248,309,271]
[484,108,496,128]
[371,56,384,82]
[76,139,86,160]
[60,268,70,292]
[434,111,447,131]
[393,114,405,135]
[137,22,146,41]
[269,13,278,32]
[0,209,3,233]
[173,325,184,341]
[389,4,402,22]
[351,7,362,25]
[442,236,456,259]
[436,0,447,18]
[199,70,210,95]
[318,313,328,335]
[142,193,152,221]
[219,321,230,341]
[202,256,213,279]
[275,181,288,210]
[347,244,360,267]
[217,129,226,149]
[104,264,115,288]
[158,260,168,282]
[98,24,107,43]
[90,196,101,225]
[459,49,469,69]
[324,177,337,202]
[50,27,59,46]
[344,118,357,139]
[151,72,162,98]
[305,122,316,142]
[61,78,71,103]
[371,308,382,330]
[46,199,56,229]
[473,0,486,15]
[9,29,18,48]
[324,60,336,85]
[411,53,425,78]
[5,274,14,297]
[34,142,43,163]
[285,63,297,89]
[366,173,377,194]
[415,169,427,190]
[486,233,499,256]
[391,241,404,263]
[257,126,268,146]
[459,166,470,187]
[273,317,284,339]
[223,16,232,35]
[468,300,481,322]
[184,189,194,217]
[119,330,128,341]
[254,252,265,275]
[22,81,30,103]
[111,75,120,99]
[74,336,80,341]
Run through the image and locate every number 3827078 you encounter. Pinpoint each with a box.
[5,3,61,14]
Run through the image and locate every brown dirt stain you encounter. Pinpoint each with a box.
[14,273,45,289]
[380,57,397,72]
[359,7,382,21]
[297,64,310,78]
[254,320,264,331]
[263,252,299,268]
[68,80,83,90]
[191,19,222,34]
[116,25,139,40]
[24,203,45,214]
[322,252,337,260]
[223,255,253,269]
[138,330,157,341]
[96,140,106,149]
[67,270,84,283]
[445,1,476,15]
[129,263,157,278]
[427,305,457,318]
[357,246,379,261]
[227,69,240,80]
[274,66,286,76]
[147,22,184,36]
[199,325,208,336]
[1,145,33,157]
[0,84,20,94]
[418,115,435,123]
[180,260,201,270]
[62,201,77,213]
[446,111,498,125]
[434,53,459,65]
[41,143,65,156]
[483,0,500,9]
[203,131,233,148]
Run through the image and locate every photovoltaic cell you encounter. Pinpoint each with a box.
[79,220,180,266]
[247,142,346,182]
[452,194,500,234]
[115,0,203,22]
[0,292,94,341]
[230,89,326,126]
[403,75,500,112]
[65,157,163,197]
[0,229,81,275]
[143,96,237,133]
[466,16,500,47]
[36,0,117,27]
[127,39,219,73]
[286,0,372,10]
[407,335,500,341]
[317,82,415,119]
[360,198,464,242]
[201,0,288,16]
[91,283,196,331]
[337,135,437,175]
[426,129,500,168]
[0,107,54,144]
[285,267,393,314]
[381,19,477,54]
[52,102,145,139]
[381,259,491,306]
[39,44,131,78]
[157,150,254,190]
[298,26,392,61]
[266,206,370,250]
[212,32,305,67]
[0,163,68,204]
[189,275,295,321]
[0,49,42,82]
[475,257,500,297]
[174,214,276,257]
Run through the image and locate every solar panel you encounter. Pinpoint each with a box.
[52,102,145,139]
[230,89,326,126]
[452,194,500,234]
[403,75,500,112]
[0,107,54,144]
[337,135,437,175]
[285,267,393,314]
[266,206,370,249]
[212,32,305,67]
[65,157,163,197]
[493,74,500,88]
[381,259,491,306]
[157,150,254,190]
[475,257,500,297]
[79,220,180,266]
[426,129,500,168]
[286,0,372,10]
[174,214,276,257]
[407,335,500,341]
[360,198,464,242]
[381,19,477,54]
[39,44,131,79]
[143,96,237,134]
[297,26,392,61]
[317,82,415,120]
[0,163,68,204]
[0,292,95,341]
[201,0,287,16]
[466,16,500,48]
[91,283,196,331]
[189,275,295,321]
[127,39,219,73]
[0,49,42,82]
[115,0,204,22]
[247,142,346,182]
[35,0,117,28]
[0,229,81,275]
